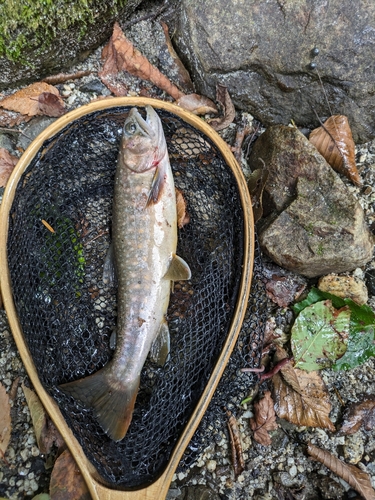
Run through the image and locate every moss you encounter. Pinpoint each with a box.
[0,0,128,63]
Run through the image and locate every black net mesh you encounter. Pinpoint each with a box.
[7,106,264,489]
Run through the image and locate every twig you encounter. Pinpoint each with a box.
[42,70,92,85]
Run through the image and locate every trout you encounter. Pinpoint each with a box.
[60,106,191,441]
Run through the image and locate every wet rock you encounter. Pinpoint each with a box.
[175,0,375,143]
[0,0,142,89]
[176,485,221,500]
[250,125,374,278]
[17,117,57,151]
[79,79,109,95]
[318,275,369,305]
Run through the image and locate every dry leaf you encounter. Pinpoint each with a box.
[227,410,244,477]
[0,383,11,458]
[208,84,236,131]
[159,22,194,93]
[0,147,18,187]
[22,384,64,454]
[0,109,30,128]
[272,347,335,430]
[247,168,269,223]
[175,188,190,228]
[49,449,90,500]
[175,93,218,115]
[307,443,375,500]
[37,92,66,117]
[0,82,63,117]
[100,22,184,100]
[263,263,307,307]
[339,396,375,436]
[250,390,278,446]
[309,115,360,186]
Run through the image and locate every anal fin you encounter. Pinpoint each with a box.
[163,253,191,281]
[150,320,170,366]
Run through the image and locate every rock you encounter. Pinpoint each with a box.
[318,275,369,305]
[317,476,346,499]
[17,117,57,151]
[344,432,365,464]
[175,0,375,143]
[250,125,374,278]
[0,0,142,89]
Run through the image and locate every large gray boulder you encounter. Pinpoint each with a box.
[175,0,375,143]
[0,0,142,89]
[250,126,374,278]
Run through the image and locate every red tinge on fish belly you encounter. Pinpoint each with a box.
[60,105,191,441]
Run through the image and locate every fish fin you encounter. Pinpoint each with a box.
[103,243,116,285]
[59,367,139,441]
[163,253,192,281]
[150,320,170,366]
[146,155,167,206]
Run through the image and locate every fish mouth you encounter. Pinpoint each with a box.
[125,107,155,138]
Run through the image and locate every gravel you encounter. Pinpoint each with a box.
[1,1,375,499]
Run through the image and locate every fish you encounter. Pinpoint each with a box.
[59,105,191,441]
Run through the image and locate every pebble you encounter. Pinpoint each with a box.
[206,460,217,472]
[344,433,365,464]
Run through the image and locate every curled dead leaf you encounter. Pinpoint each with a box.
[309,115,360,186]
[0,383,11,458]
[0,147,18,187]
[37,92,66,117]
[272,347,335,430]
[175,188,190,228]
[100,22,184,101]
[226,410,244,477]
[175,93,218,115]
[0,82,63,117]
[307,443,375,500]
[250,390,278,446]
[159,22,194,93]
[22,384,64,454]
[208,84,236,131]
[339,396,375,436]
[49,449,90,500]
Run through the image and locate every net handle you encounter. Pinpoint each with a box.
[0,97,254,500]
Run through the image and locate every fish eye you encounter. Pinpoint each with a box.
[125,121,137,134]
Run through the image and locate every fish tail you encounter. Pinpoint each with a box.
[59,367,139,441]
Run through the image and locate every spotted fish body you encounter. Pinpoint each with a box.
[60,106,191,441]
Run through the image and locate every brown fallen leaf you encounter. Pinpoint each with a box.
[175,93,218,115]
[250,390,278,446]
[339,396,375,436]
[49,449,91,500]
[309,115,360,186]
[159,22,194,93]
[272,346,335,430]
[37,92,66,117]
[22,384,64,454]
[262,262,307,307]
[0,383,11,459]
[175,188,190,228]
[0,109,30,128]
[208,84,236,131]
[0,147,18,187]
[307,443,375,500]
[227,410,244,477]
[0,82,63,117]
[100,22,184,101]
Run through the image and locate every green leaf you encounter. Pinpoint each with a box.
[293,288,375,371]
[291,300,350,371]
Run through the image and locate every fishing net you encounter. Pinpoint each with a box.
[7,106,264,489]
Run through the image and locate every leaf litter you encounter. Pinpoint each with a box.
[0,382,11,459]
[0,147,18,187]
[250,390,278,446]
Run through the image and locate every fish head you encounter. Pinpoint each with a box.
[120,106,167,173]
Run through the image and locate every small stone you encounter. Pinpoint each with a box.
[344,433,364,464]
[289,465,298,478]
[206,460,217,472]
[318,275,368,305]
[20,448,30,461]
[31,446,40,457]
[30,479,39,492]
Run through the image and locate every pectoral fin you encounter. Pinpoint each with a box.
[146,160,166,206]
[163,254,191,281]
[150,320,170,366]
